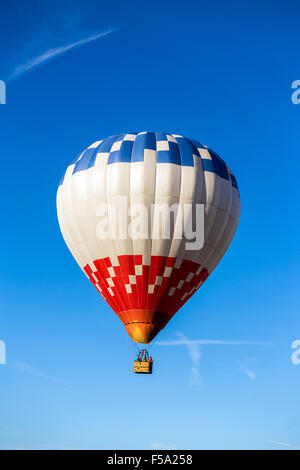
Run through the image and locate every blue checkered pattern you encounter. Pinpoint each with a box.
[59,132,238,190]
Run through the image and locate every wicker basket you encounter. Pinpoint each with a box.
[134,360,153,374]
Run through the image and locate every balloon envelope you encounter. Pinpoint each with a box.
[57,132,240,343]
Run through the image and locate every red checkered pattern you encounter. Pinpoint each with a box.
[83,255,209,321]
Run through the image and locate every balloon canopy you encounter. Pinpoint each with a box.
[57,132,240,344]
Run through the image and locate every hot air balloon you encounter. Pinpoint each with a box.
[57,132,240,373]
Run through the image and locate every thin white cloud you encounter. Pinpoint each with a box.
[176,333,201,364]
[157,334,272,384]
[237,358,258,380]
[190,366,201,385]
[161,333,203,384]
[12,361,69,386]
[240,358,257,380]
[156,339,273,346]
[9,28,116,80]
[243,368,256,380]
[218,358,257,380]
[176,333,202,384]
[266,440,300,450]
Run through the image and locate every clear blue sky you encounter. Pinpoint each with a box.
[0,0,300,450]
